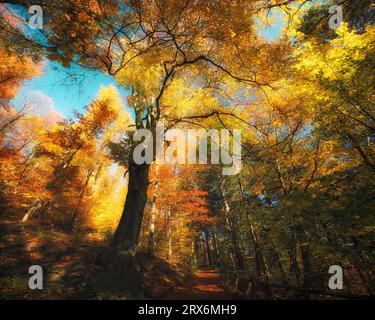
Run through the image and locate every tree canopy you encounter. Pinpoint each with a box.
[0,0,373,300]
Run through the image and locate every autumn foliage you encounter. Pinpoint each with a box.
[0,0,374,300]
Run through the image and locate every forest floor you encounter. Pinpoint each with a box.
[162,269,231,300]
[0,217,110,299]
[1,217,231,299]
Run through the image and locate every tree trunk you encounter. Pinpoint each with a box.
[112,162,150,250]
[69,168,93,231]
[109,161,150,297]
[270,241,287,282]
[238,178,272,299]
[202,239,208,267]
[211,232,219,267]
[166,209,173,260]
[147,163,159,255]
[219,179,245,269]
[248,223,263,276]
[204,230,212,267]
[288,217,301,283]
[294,215,311,298]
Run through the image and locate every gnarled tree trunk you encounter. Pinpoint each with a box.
[112,162,150,250]
[108,161,150,296]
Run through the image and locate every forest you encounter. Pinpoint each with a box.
[0,0,374,300]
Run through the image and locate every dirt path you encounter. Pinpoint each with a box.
[162,269,230,300]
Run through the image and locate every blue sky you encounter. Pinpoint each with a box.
[11,7,283,120]
[12,61,129,119]
[260,18,284,41]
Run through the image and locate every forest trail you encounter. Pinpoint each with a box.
[162,269,230,300]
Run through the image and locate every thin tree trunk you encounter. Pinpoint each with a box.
[69,168,93,231]
[167,209,173,260]
[270,241,287,282]
[294,215,311,298]
[204,230,212,267]
[201,240,207,268]
[147,163,159,255]
[288,217,301,283]
[212,232,219,267]
[219,179,244,269]
[238,178,273,299]
[194,240,200,267]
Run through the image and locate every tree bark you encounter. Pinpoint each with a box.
[219,179,245,270]
[69,168,93,231]
[211,232,219,267]
[202,235,207,265]
[166,209,173,260]
[288,217,301,282]
[238,178,272,299]
[108,159,150,296]
[294,215,311,298]
[270,241,287,282]
[147,163,159,255]
[112,162,150,250]
[204,230,212,267]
